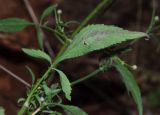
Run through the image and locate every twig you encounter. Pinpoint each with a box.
[23,0,39,24]
[31,107,41,115]
[0,65,31,87]
[22,0,54,57]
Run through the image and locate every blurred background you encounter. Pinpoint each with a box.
[0,0,160,115]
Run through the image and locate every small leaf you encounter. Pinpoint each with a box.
[43,83,52,96]
[30,101,37,110]
[113,57,143,115]
[42,82,59,99]
[0,107,5,115]
[58,24,147,62]
[40,5,57,23]
[36,27,44,50]
[59,105,87,115]
[26,66,36,86]
[17,98,25,104]
[22,48,52,64]
[0,18,33,32]
[53,68,72,101]
[35,95,41,105]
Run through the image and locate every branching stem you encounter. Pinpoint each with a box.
[18,0,110,114]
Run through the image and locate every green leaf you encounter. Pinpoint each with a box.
[43,83,52,96]
[42,82,59,99]
[35,95,41,105]
[36,27,44,50]
[59,24,147,62]
[40,5,57,23]
[113,57,143,115]
[25,66,36,86]
[59,105,87,115]
[53,69,72,101]
[0,107,5,115]
[43,110,62,115]
[22,48,52,64]
[0,18,33,32]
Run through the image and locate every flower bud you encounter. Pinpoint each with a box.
[155,16,159,22]
[40,97,44,102]
[57,9,62,14]
[132,65,137,70]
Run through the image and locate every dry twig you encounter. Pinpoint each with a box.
[0,65,31,87]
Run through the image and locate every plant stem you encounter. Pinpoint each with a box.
[71,68,102,86]
[40,25,69,43]
[23,0,39,24]
[72,0,112,37]
[18,49,66,115]
[17,65,54,115]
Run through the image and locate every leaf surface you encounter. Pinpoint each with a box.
[40,5,56,23]
[59,24,147,62]
[0,18,33,32]
[60,105,87,115]
[53,69,72,101]
[22,48,52,64]
[36,27,44,50]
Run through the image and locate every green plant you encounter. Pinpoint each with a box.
[0,0,148,115]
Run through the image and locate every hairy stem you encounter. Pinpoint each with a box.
[72,0,112,37]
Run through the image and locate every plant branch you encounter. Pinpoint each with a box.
[51,68,104,94]
[23,0,39,24]
[40,25,69,42]
[0,65,31,87]
[72,0,112,37]
[18,45,67,115]
[31,107,41,115]
[71,68,102,86]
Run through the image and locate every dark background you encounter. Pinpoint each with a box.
[0,0,160,115]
